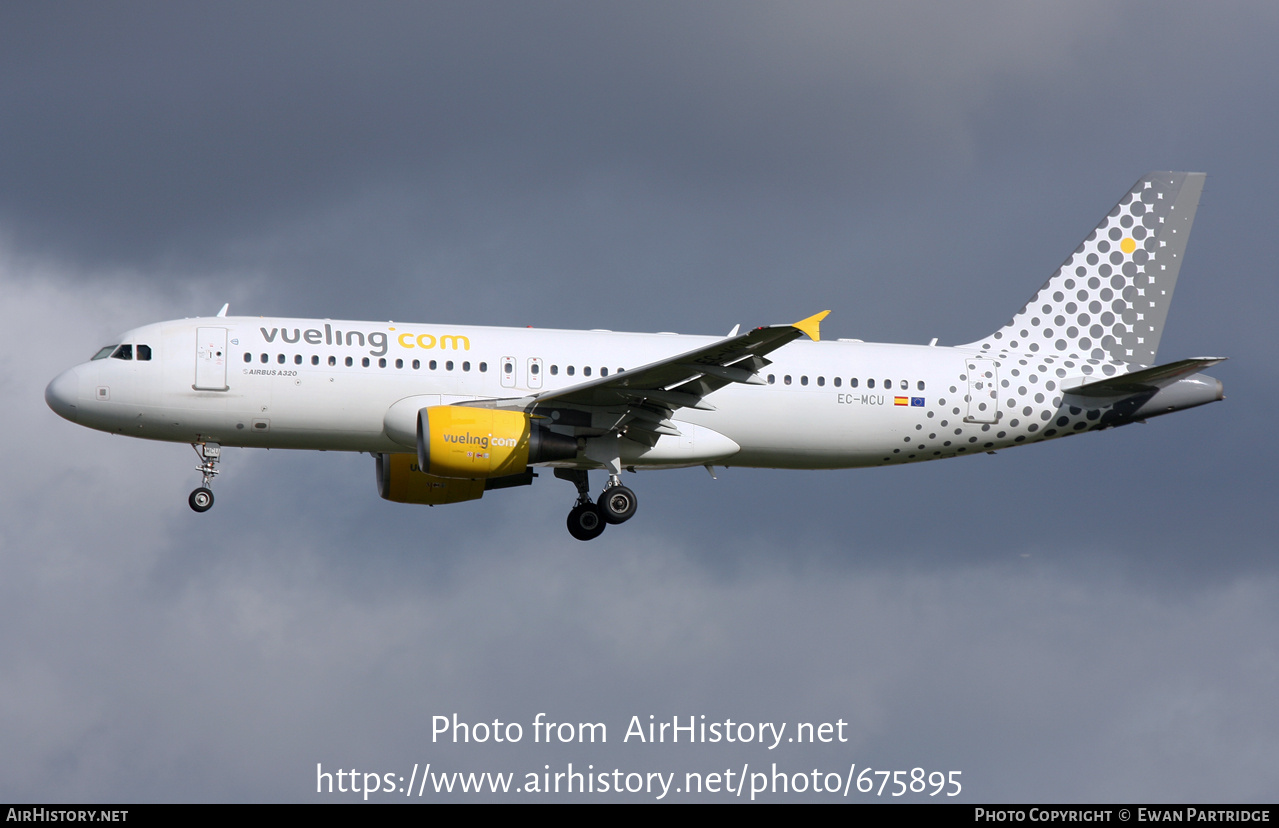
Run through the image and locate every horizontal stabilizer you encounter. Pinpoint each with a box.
[1064,357,1226,398]
[1063,357,1225,423]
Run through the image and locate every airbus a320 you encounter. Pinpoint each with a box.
[45,173,1225,540]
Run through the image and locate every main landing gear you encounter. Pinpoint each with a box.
[556,469,638,541]
[188,442,221,513]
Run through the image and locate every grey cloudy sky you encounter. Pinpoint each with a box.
[3,2,1277,802]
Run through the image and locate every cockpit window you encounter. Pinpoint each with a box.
[136,344,152,361]
[92,346,117,360]
[111,344,133,361]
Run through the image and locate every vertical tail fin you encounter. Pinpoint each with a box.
[967,172,1205,366]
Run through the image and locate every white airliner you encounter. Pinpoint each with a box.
[46,172,1225,540]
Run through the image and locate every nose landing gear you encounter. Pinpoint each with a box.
[189,487,214,512]
[189,442,221,513]
[555,468,639,541]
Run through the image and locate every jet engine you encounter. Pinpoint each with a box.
[416,406,578,479]
[375,452,537,505]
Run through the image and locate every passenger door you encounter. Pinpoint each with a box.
[194,327,229,391]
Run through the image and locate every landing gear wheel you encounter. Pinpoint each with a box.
[567,503,606,541]
[597,485,637,524]
[189,487,214,513]
[189,443,221,513]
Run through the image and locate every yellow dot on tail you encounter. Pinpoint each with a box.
[1121,237,1136,254]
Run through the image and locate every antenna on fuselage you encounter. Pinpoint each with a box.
[216,303,229,318]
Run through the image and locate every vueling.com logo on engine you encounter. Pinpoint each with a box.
[443,432,519,450]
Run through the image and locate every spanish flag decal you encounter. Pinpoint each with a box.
[894,396,909,406]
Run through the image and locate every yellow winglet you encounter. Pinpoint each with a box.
[792,310,831,342]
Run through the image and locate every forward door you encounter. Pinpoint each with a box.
[194,327,229,391]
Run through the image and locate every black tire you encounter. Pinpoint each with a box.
[567,503,606,541]
[189,487,214,513]
[597,485,637,524]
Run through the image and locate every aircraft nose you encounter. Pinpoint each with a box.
[45,368,80,423]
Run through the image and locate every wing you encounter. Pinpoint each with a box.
[497,311,829,445]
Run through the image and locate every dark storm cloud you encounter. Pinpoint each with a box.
[3,3,1242,277]
[5,2,898,260]
[4,1,1279,803]
[6,3,1277,334]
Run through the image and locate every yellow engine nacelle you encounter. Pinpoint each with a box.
[417,406,578,479]
[376,453,487,504]
[376,453,541,505]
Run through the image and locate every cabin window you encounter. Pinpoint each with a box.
[412,359,420,369]
[530,363,540,375]
[429,360,437,370]
[446,361,454,371]
[260,353,268,364]
[767,374,775,384]
[800,375,808,386]
[834,377,841,387]
[244,353,252,363]
[462,361,470,371]
[328,356,337,366]
[567,366,575,376]
[278,354,286,364]
[867,378,875,388]
[504,362,513,374]
[395,358,403,369]
[900,380,908,390]
[379,358,387,368]
[817,376,824,387]
[550,365,559,376]
[312,355,320,366]
[918,380,926,390]
[345,357,353,367]
[479,362,487,372]
[294,354,302,365]
[600,367,608,377]
[784,375,792,385]
[583,366,592,377]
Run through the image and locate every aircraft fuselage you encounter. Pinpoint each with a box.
[45,315,1218,471]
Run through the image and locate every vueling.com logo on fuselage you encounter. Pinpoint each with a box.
[259,324,470,357]
[443,432,520,450]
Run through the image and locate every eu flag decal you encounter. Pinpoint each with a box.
[911,397,925,407]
